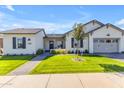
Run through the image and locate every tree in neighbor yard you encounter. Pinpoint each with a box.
[72,23,87,56]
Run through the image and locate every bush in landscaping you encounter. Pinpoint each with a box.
[50,49,67,54]
[67,50,71,54]
[71,50,74,54]
[36,49,44,55]
[50,50,56,54]
[84,49,89,53]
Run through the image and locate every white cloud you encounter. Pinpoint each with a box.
[12,23,23,28]
[0,11,5,17]
[0,11,74,33]
[6,5,15,11]
[0,12,4,17]
[0,9,91,33]
[115,19,124,30]
[115,19,124,25]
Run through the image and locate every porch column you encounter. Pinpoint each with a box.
[89,34,93,53]
[119,36,124,53]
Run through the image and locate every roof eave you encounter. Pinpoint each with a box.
[87,24,124,34]
[64,19,104,35]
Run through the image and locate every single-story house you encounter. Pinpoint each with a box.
[1,19,124,55]
[1,28,46,55]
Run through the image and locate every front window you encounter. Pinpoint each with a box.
[99,40,104,43]
[116,39,118,43]
[112,39,118,43]
[94,39,98,43]
[17,38,23,48]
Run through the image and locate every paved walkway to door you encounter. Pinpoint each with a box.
[1,73,124,88]
[8,53,51,75]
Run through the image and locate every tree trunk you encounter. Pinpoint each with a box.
[77,40,80,55]
[76,41,79,59]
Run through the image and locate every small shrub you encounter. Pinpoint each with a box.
[36,49,44,55]
[74,50,76,54]
[78,50,81,55]
[71,51,74,54]
[67,50,71,54]
[122,51,124,54]
[20,53,24,56]
[50,49,66,54]
[64,50,68,54]
[84,50,89,53]
[6,54,10,56]
[50,50,56,54]
[13,54,17,56]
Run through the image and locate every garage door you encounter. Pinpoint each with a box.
[93,38,119,53]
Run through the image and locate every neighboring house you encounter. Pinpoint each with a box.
[1,28,46,55]
[0,19,124,55]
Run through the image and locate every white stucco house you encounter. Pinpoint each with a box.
[0,19,124,55]
[1,28,46,55]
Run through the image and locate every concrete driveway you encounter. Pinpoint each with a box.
[1,73,124,88]
[95,53,124,61]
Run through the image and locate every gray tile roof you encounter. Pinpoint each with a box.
[46,34,64,37]
[0,28,45,34]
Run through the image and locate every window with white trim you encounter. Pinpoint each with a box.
[17,38,23,49]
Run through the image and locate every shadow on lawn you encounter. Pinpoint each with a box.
[0,55,34,60]
[42,54,104,60]
[0,53,53,61]
[100,64,124,72]
[82,54,104,57]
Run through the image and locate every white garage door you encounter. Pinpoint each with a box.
[93,38,119,53]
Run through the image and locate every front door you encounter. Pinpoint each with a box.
[49,41,54,49]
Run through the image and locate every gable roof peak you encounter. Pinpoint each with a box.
[83,19,104,26]
[106,23,112,25]
[92,19,100,22]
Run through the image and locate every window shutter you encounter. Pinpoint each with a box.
[13,37,16,49]
[71,38,74,48]
[22,37,26,49]
[61,41,63,48]
[80,39,83,48]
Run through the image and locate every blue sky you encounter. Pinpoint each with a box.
[0,5,124,33]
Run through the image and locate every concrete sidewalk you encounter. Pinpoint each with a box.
[1,73,124,88]
[8,53,51,75]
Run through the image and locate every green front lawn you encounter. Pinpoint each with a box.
[31,54,124,74]
[0,55,34,75]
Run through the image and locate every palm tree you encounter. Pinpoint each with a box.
[72,23,86,56]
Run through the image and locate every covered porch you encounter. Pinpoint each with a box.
[44,34,65,52]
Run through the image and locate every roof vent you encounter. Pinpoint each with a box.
[107,33,110,36]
